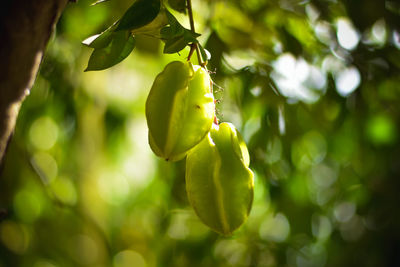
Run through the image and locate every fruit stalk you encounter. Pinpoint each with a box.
[186,0,217,124]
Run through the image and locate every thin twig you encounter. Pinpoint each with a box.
[187,43,196,61]
[187,0,196,33]
[186,0,203,65]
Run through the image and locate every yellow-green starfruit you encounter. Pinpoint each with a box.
[185,122,254,235]
[145,61,215,161]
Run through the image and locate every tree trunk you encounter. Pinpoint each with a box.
[0,0,69,163]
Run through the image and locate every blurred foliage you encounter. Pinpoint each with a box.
[1,0,400,266]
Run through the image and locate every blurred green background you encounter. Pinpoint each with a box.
[1,0,400,266]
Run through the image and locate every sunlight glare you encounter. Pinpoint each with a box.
[272,53,322,103]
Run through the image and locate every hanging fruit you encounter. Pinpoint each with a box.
[185,122,254,235]
[145,61,215,161]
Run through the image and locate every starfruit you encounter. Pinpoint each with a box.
[145,61,215,161]
[185,122,254,235]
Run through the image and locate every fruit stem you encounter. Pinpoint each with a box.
[187,44,195,62]
[186,0,203,66]
[187,0,217,123]
[214,115,219,125]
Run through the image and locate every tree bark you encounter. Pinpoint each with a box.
[0,0,69,162]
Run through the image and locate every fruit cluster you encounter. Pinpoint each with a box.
[146,61,254,235]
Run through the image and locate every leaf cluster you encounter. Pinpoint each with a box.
[83,0,204,71]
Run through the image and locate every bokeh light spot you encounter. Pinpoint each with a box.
[167,213,189,240]
[340,215,365,241]
[214,240,248,266]
[366,114,397,145]
[372,19,387,45]
[68,235,99,265]
[259,213,290,242]
[97,171,130,205]
[272,53,326,103]
[311,164,337,189]
[335,66,361,97]
[223,51,256,70]
[393,30,400,49]
[295,243,327,267]
[311,214,332,240]
[292,131,327,170]
[0,221,29,254]
[13,190,42,223]
[113,250,146,267]
[243,117,261,142]
[31,152,58,184]
[265,136,282,164]
[125,119,156,188]
[315,21,332,44]
[337,18,360,50]
[334,202,356,223]
[29,116,59,150]
[33,260,57,267]
[51,176,78,205]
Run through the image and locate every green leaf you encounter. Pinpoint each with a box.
[82,21,119,49]
[116,0,161,31]
[160,25,184,40]
[85,31,135,71]
[163,31,199,54]
[161,10,200,54]
[183,29,200,42]
[163,36,187,54]
[164,10,184,35]
[131,9,168,35]
[168,0,186,13]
